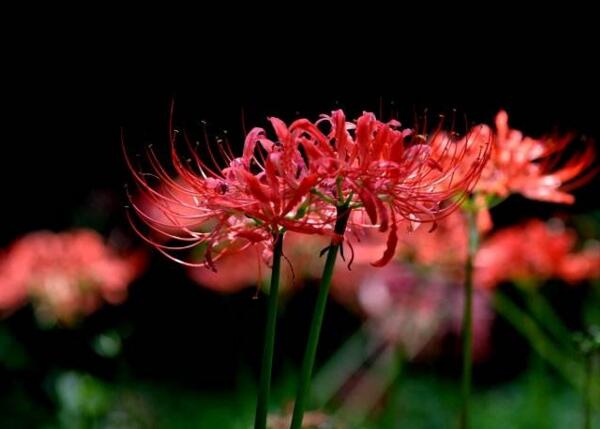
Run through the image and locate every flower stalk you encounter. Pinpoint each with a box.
[290,203,351,429]
[584,352,592,429]
[460,208,478,429]
[254,232,284,429]
[494,291,582,388]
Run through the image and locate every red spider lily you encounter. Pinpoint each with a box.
[124,129,324,270]
[0,230,144,325]
[485,111,596,204]
[126,108,489,269]
[281,110,490,266]
[442,110,594,204]
[476,219,600,288]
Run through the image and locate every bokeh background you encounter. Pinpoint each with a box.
[3,39,600,428]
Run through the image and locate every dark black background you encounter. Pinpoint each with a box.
[5,18,599,239]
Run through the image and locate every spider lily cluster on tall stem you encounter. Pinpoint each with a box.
[440,111,596,429]
[124,106,492,428]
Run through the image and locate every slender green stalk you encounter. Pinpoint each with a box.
[290,204,351,429]
[583,353,592,429]
[493,291,582,389]
[520,286,574,352]
[254,232,284,429]
[460,209,478,429]
[311,325,370,406]
[341,345,403,426]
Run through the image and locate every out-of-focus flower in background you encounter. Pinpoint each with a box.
[0,229,145,325]
[340,210,600,294]
[329,211,469,307]
[477,218,600,289]
[433,110,596,231]
[188,231,329,294]
[357,264,493,361]
[396,210,468,279]
[478,111,595,204]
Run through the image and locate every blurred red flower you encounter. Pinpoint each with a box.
[332,212,599,295]
[476,219,600,288]
[432,111,595,230]
[0,230,145,325]
[356,264,492,361]
[482,111,595,204]
[187,231,328,294]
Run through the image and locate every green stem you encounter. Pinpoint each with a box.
[311,189,337,206]
[460,210,478,429]
[254,232,284,429]
[493,291,582,389]
[341,345,403,426]
[584,353,592,429]
[290,204,351,429]
[311,324,369,407]
[520,286,574,352]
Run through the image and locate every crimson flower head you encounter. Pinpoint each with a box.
[126,108,490,269]
[125,110,334,270]
[264,109,490,265]
[0,230,144,325]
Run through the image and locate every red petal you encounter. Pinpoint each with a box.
[357,187,378,225]
[280,219,335,238]
[390,135,405,163]
[300,137,328,163]
[290,119,335,157]
[374,197,389,232]
[282,174,318,215]
[356,113,375,163]
[242,127,266,165]
[241,170,271,204]
[333,110,348,160]
[371,225,397,267]
[371,125,389,161]
[236,230,267,242]
[269,117,291,144]
[265,155,281,209]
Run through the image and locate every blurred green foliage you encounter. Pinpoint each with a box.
[1,364,598,428]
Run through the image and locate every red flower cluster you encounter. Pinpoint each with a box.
[331,212,600,293]
[431,111,595,230]
[0,230,144,324]
[476,219,600,288]
[477,111,595,204]
[127,109,490,269]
